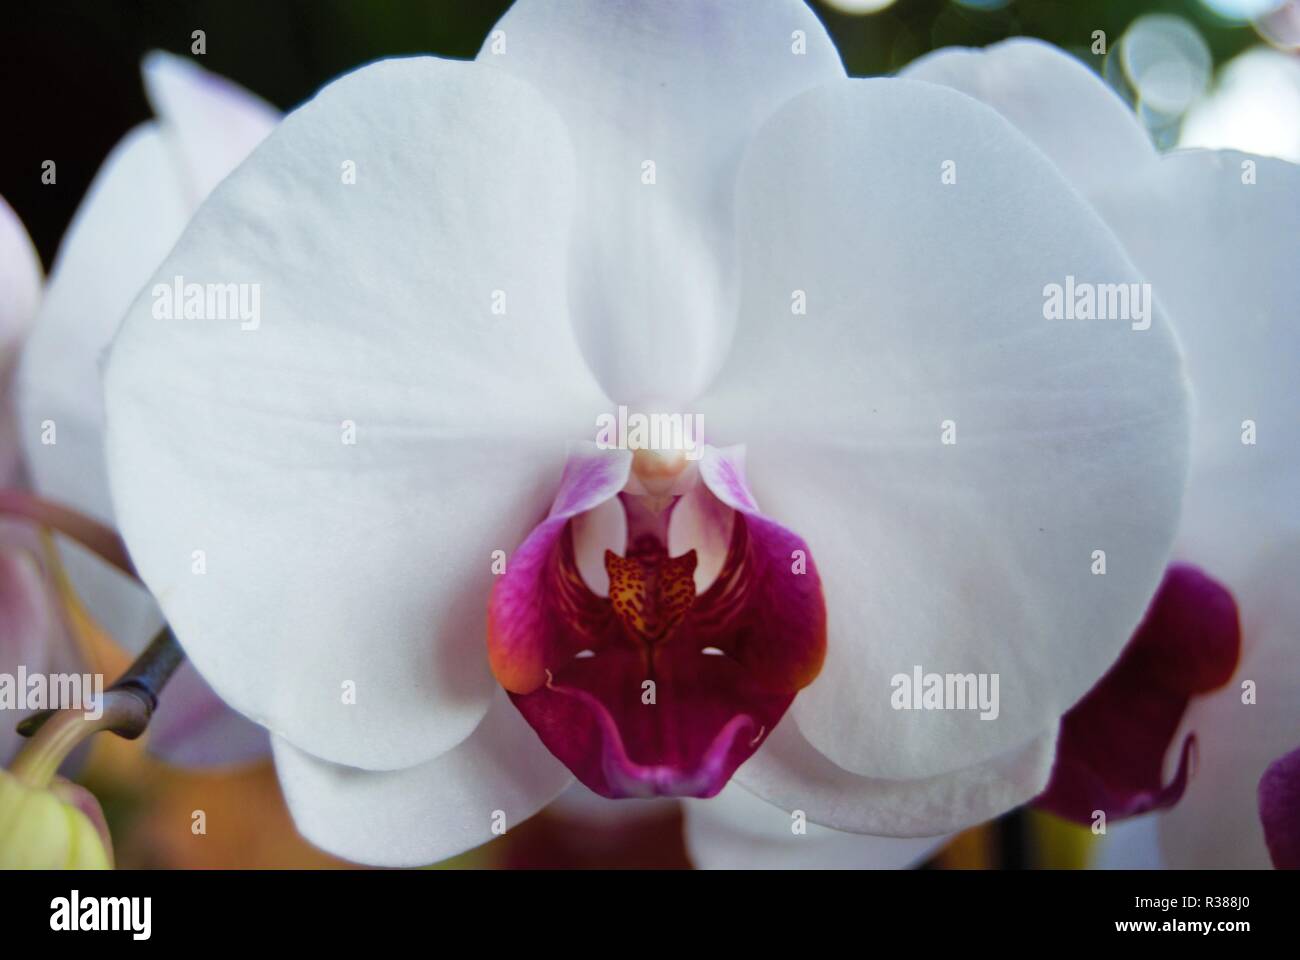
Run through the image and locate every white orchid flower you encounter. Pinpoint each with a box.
[904,37,1298,869]
[100,0,1189,866]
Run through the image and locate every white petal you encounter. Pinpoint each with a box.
[104,58,609,770]
[903,38,1158,198]
[899,39,1299,584]
[142,51,279,204]
[0,195,41,349]
[902,42,1300,610]
[570,493,627,596]
[915,42,1300,866]
[735,714,1058,837]
[702,78,1189,779]
[666,467,735,592]
[17,125,187,650]
[19,126,188,516]
[272,692,570,867]
[1158,541,1300,868]
[1086,150,1300,588]
[17,61,277,653]
[684,782,948,869]
[0,195,42,486]
[479,0,845,406]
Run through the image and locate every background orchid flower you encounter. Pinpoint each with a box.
[1,195,58,765]
[8,54,280,767]
[903,38,1299,868]
[1180,46,1300,163]
[1,196,41,489]
[101,0,1189,867]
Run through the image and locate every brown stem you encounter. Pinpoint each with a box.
[0,489,136,578]
[16,627,184,739]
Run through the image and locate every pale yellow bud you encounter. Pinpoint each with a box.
[0,769,112,869]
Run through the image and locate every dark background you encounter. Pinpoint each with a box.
[1,0,1261,268]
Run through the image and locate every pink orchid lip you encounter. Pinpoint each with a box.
[489,447,826,799]
[1035,564,1241,824]
[536,670,766,799]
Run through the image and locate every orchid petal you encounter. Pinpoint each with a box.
[735,714,1058,837]
[0,195,41,487]
[271,692,570,867]
[1086,151,1300,588]
[11,62,281,768]
[570,492,628,597]
[141,51,278,204]
[901,39,1300,867]
[17,124,187,652]
[667,460,735,593]
[479,0,845,405]
[703,78,1189,780]
[104,57,609,770]
[0,195,41,349]
[684,782,948,869]
[20,56,280,655]
[902,39,1157,200]
[901,42,1300,587]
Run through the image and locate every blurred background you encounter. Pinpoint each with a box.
[2,0,1296,868]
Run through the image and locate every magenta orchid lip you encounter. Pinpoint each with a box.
[490,445,825,799]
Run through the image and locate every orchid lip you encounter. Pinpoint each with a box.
[535,669,767,799]
[489,446,826,800]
